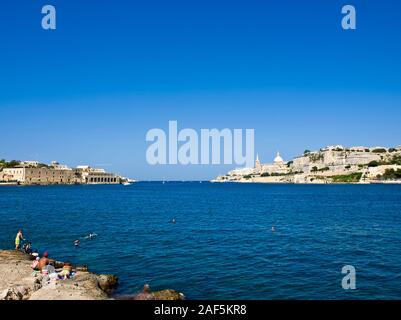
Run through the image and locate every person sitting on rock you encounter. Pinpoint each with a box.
[31,257,40,271]
[23,242,33,254]
[38,251,55,271]
[59,262,73,279]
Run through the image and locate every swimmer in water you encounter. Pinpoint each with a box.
[74,240,80,246]
[171,218,176,224]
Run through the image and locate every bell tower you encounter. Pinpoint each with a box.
[255,154,262,172]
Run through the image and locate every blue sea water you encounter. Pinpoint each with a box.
[1,182,401,300]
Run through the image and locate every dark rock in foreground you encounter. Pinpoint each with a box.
[117,284,185,301]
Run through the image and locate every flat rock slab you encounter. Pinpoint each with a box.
[0,250,110,300]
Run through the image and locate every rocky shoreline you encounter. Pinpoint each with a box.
[0,250,184,301]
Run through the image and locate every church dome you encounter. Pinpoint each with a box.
[274,152,284,163]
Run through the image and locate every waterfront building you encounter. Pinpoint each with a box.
[1,162,120,185]
[321,145,345,151]
[20,161,39,167]
[75,166,120,184]
[255,152,289,175]
[50,161,70,170]
[228,167,255,176]
[2,167,78,184]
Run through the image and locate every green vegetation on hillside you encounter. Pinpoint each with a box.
[270,172,287,177]
[388,155,401,165]
[330,172,363,183]
[311,166,330,172]
[371,148,387,153]
[368,161,380,167]
[0,159,20,169]
[309,153,324,162]
[368,155,401,167]
[377,169,401,180]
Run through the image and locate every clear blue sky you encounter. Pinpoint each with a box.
[1,0,400,180]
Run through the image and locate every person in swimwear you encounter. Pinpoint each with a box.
[59,262,73,279]
[38,251,56,271]
[15,229,25,250]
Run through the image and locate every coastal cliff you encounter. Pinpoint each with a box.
[214,145,401,184]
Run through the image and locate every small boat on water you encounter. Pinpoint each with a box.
[121,177,136,186]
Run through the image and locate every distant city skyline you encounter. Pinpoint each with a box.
[1,0,400,180]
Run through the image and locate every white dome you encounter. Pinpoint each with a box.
[274,152,284,163]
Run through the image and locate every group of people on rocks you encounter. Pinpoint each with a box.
[15,229,75,280]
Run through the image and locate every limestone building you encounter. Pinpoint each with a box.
[254,152,289,175]
[1,162,120,185]
[76,166,120,184]
[2,167,79,184]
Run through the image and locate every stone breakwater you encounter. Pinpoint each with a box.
[0,250,184,300]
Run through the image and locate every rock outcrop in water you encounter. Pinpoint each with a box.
[0,250,116,300]
[116,284,185,301]
[0,250,185,301]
